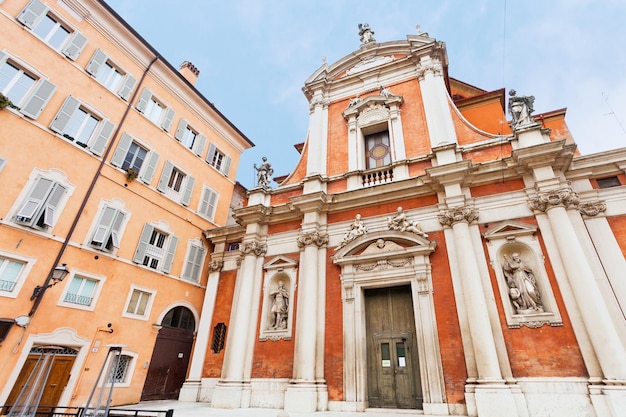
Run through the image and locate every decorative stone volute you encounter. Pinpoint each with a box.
[240,240,267,257]
[297,230,329,248]
[578,200,607,217]
[528,189,580,213]
[438,206,479,227]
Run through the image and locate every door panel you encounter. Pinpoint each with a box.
[365,285,422,409]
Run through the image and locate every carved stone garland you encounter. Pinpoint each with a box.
[297,231,329,248]
[528,189,579,212]
[438,206,479,226]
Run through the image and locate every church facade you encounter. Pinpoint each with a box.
[180,26,626,417]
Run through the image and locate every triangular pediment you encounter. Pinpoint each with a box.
[483,221,537,241]
[263,255,298,271]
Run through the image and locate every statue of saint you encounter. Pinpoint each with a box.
[358,23,375,44]
[254,156,273,188]
[508,89,536,128]
[338,214,367,248]
[502,252,543,314]
[270,281,289,329]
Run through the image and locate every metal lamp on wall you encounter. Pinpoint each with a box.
[30,263,70,301]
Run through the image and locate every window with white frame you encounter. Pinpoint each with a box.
[0,51,56,118]
[206,143,231,176]
[85,49,136,100]
[90,204,127,253]
[110,133,159,184]
[198,185,218,221]
[61,274,100,308]
[50,96,115,155]
[133,224,178,273]
[17,0,87,60]
[15,176,68,230]
[157,161,195,206]
[123,286,155,320]
[0,256,26,293]
[175,119,206,155]
[135,88,175,131]
[364,130,391,169]
[182,242,206,283]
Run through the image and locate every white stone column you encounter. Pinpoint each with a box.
[179,259,223,402]
[529,191,626,379]
[439,207,502,383]
[211,240,266,408]
[306,89,329,177]
[440,206,522,417]
[284,230,329,412]
[417,55,457,148]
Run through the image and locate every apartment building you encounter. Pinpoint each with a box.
[0,0,252,408]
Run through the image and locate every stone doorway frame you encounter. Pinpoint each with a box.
[333,231,448,415]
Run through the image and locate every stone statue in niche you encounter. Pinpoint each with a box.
[270,280,289,330]
[254,156,273,188]
[508,89,536,128]
[358,23,375,44]
[338,214,368,248]
[387,207,428,238]
[502,252,544,314]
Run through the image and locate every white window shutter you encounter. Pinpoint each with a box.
[174,119,187,141]
[135,88,152,113]
[199,187,218,220]
[50,95,80,134]
[133,224,154,264]
[92,206,116,246]
[161,108,175,131]
[140,151,159,184]
[90,120,115,156]
[16,177,54,225]
[17,0,48,29]
[193,134,206,156]
[162,235,178,274]
[20,79,56,119]
[221,155,232,176]
[42,183,66,227]
[181,175,195,206]
[110,210,125,248]
[0,51,8,67]
[111,133,133,167]
[157,161,174,192]
[206,143,216,164]
[85,49,108,76]
[62,32,87,60]
[117,74,136,101]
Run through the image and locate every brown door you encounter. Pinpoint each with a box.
[140,326,194,400]
[7,353,75,410]
[365,285,422,409]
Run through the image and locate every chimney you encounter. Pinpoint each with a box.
[179,61,200,86]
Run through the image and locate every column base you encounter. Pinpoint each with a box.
[211,380,251,409]
[467,383,524,417]
[284,382,319,412]
[178,380,201,402]
[590,382,626,417]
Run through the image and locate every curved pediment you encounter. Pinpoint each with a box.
[333,230,435,264]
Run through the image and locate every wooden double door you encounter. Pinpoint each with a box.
[365,285,423,409]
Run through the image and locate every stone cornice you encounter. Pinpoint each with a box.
[290,191,329,214]
[510,139,575,172]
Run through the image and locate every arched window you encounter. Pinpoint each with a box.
[161,306,195,331]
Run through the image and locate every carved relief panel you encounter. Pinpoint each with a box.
[484,221,563,328]
[259,256,298,341]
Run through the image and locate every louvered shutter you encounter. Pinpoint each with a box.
[193,134,206,156]
[135,88,152,113]
[90,120,115,156]
[117,74,136,101]
[174,119,187,141]
[42,183,66,227]
[221,155,232,176]
[85,49,108,76]
[50,96,80,134]
[133,224,154,264]
[62,32,87,60]
[16,177,54,224]
[157,161,174,192]
[161,235,178,274]
[206,143,216,164]
[20,79,56,119]
[17,0,48,29]
[111,133,132,167]
[140,151,159,184]
[161,108,175,131]
[92,206,116,246]
[180,175,195,206]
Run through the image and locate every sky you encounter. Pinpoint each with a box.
[105,0,626,189]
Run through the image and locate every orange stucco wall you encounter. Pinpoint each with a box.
[325,255,344,401]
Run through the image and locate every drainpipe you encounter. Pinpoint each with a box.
[28,55,160,318]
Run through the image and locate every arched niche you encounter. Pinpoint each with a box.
[259,256,298,341]
[483,221,563,328]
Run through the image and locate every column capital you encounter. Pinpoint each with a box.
[528,188,579,213]
[438,205,479,227]
[578,200,607,217]
[297,230,329,248]
[239,239,267,257]
[416,57,443,80]
[210,259,224,272]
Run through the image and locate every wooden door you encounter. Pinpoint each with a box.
[6,353,75,410]
[365,285,422,409]
[140,326,194,400]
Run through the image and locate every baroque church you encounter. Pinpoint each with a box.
[178,24,626,417]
